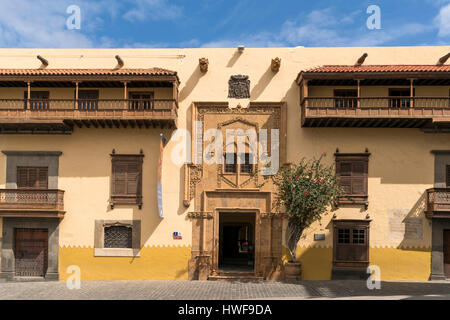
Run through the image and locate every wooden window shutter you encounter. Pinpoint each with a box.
[17,167,48,189]
[38,168,48,189]
[113,162,127,195]
[110,154,143,209]
[335,154,370,206]
[17,167,29,188]
[126,163,139,195]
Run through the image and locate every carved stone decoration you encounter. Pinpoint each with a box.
[271,57,281,72]
[183,164,203,207]
[199,58,209,73]
[228,75,250,99]
[187,212,213,219]
[189,165,202,200]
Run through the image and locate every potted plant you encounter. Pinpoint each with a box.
[266,153,342,280]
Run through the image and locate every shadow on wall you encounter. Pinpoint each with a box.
[226,50,243,68]
[250,65,277,101]
[397,190,430,250]
[179,65,206,103]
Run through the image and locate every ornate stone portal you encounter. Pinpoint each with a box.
[186,102,287,280]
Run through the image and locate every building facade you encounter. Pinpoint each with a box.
[0,46,449,281]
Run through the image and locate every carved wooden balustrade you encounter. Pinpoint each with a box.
[301,96,450,128]
[426,188,450,219]
[0,189,65,217]
[0,98,178,131]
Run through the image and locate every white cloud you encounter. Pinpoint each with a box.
[0,0,115,47]
[201,7,435,48]
[122,0,182,22]
[0,0,183,48]
[435,3,450,37]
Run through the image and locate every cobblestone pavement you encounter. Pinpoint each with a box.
[0,280,448,300]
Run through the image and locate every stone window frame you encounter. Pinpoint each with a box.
[1,218,60,281]
[94,220,141,257]
[1,151,62,189]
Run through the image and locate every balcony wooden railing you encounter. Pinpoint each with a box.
[301,96,450,127]
[0,189,65,217]
[0,98,178,129]
[426,188,450,219]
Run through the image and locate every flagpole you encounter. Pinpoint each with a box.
[157,133,166,218]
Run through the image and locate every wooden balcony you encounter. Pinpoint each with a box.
[0,98,178,133]
[0,189,65,218]
[426,188,450,219]
[301,97,450,128]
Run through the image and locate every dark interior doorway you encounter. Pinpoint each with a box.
[219,212,255,272]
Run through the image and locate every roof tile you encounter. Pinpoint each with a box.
[304,65,450,73]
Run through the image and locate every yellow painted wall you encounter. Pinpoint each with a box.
[59,245,191,281]
[0,46,449,280]
[283,246,431,280]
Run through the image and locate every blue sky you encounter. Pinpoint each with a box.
[0,0,449,48]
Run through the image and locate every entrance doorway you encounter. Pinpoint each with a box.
[444,230,450,279]
[219,212,255,272]
[14,228,48,277]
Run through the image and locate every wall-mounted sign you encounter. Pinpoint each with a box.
[314,234,326,241]
[173,232,182,240]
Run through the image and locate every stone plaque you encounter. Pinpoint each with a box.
[228,75,250,99]
[314,234,326,241]
[388,210,423,240]
[404,218,423,240]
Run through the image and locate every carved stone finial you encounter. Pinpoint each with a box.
[199,58,209,73]
[271,57,281,72]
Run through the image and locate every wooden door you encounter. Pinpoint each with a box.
[14,228,48,277]
[444,230,450,279]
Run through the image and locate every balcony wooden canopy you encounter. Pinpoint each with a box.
[297,65,450,86]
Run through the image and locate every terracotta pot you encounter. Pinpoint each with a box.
[284,262,302,281]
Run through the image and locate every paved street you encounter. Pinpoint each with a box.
[0,280,449,300]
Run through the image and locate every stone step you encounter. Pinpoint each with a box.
[208,272,264,281]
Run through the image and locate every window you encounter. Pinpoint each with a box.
[333,220,370,269]
[335,153,369,207]
[110,154,144,209]
[78,90,99,110]
[389,88,411,108]
[94,220,141,257]
[17,167,48,189]
[104,225,132,248]
[334,89,357,109]
[240,153,253,174]
[224,153,253,174]
[224,153,237,173]
[129,92,154,110]
[24,91,50,110]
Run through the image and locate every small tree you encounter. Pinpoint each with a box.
[267,154,342,262]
